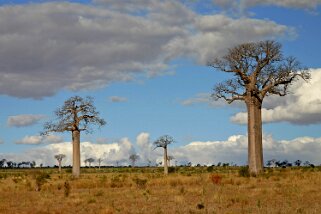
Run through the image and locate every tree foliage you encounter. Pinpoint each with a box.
[154,135,175,149]
[210,40,310,104]
[42,96,106,135]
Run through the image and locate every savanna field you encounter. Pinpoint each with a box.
[0,166,321,214]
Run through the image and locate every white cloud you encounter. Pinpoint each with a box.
[0,1,292,98]
[4,132,321,166]
[231,69,321,125]
[109,96,128,103]
[15,135,64,145]
[181,92,244,108]
[241,0,321,10]
[7,114,46,127]
[164,15,293,64]
[213,0,321,13]
[0,139,4,144]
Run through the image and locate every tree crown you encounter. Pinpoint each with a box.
[42,96,106,135]
[209,40,310,104]
[154,135,175,149]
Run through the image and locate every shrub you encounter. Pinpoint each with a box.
[210,174,222,185]
[132,177,148,189]
[206,166,214,172]
[64,181,71,197]
[239,166,250,177]
[34,171,50,191]
[168,167,176,173]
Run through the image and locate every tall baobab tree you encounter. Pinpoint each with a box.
[54,154,66,172]
[129,154,139,167]
[42,96,106,178]
[154,135,174,175]
[209,40,310,175]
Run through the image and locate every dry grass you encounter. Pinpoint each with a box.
[0,167,321,213]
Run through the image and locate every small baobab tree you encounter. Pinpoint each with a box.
[42,96,106,178]
[129,154,139,167]
[54,154,66,172]
[154,135,174,175]
[209,40,310,175]
[167,155,175,167]
[85,158,95,167]
[97,158,103,169]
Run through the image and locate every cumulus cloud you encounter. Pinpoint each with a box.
[15,135,64,145]
[7,114,46,127]
[164,15,293,64]
[172,134,321,165]
[213,0,321,13]
[4,132,321,166]
[0,1,292,98]
[181,92,244,108]
[231,69,321,125]
[109,96,128,103]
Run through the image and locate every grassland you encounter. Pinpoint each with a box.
[0,166,320,214]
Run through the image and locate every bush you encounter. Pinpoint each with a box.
[168,167,176,173]
[34,171,50,191]
[210,174,222,185]
[238,166,250,177]
[132,177,148,189]
[206,166,214,172]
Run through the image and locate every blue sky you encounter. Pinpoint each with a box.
[0,0,321,166]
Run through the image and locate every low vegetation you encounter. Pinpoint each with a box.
[0,166,320,213]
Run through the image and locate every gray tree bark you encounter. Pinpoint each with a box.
[164,147,168,175]
[246,98,263,175]
[72,130,81,178]
[58,160,62,173]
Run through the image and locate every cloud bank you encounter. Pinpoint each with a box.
[7,114,46,127]
[109,96,128,103]
[15,135,64,145]
[213,0,321,13]
[2,132,321,166]
[231,69,321,125]
[0,1,292,98]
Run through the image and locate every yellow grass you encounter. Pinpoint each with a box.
[0,167,321,213]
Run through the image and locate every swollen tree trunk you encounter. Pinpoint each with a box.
[164,147,168,175]
[246,97,264,175]
[58,160,62,173]
[72,130,81,178]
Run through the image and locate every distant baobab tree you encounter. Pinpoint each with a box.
[154,135,174,175]
[0,159,6,168]
[129,154,139,167]
[85,158,95,167]
[210,40,310,175]
[167,155,175,167]
[54,154,66,172]
[42,96,106,178]
[97,158,103,169]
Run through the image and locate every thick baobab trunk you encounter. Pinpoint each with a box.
[246,98,264,176]
[164,147,168,175]
[72,130,81,178]
[58,160,62,173]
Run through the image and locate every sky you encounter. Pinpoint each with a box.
[0,0,321,167]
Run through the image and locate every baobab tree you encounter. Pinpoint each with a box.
[167,155,175,167]
[97,158,103,169]
[54,154,66,172]
[42,96,106,178]
[210,40,310,175]
[129,154,139,167]
[154,135,174,175]
[85,158,95,167]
